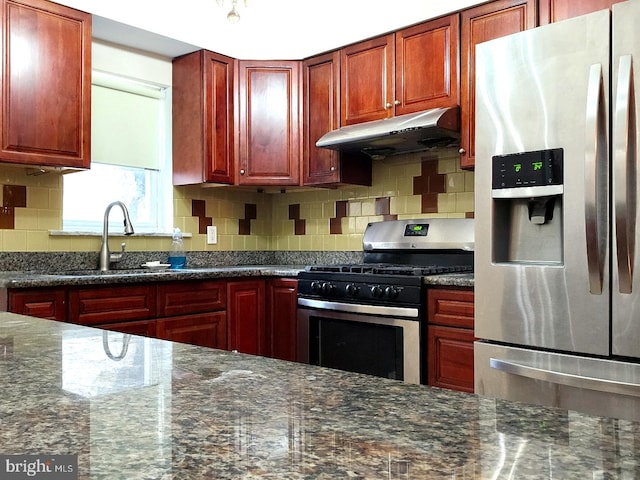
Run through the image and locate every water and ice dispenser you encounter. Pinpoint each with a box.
[491,148,564,264]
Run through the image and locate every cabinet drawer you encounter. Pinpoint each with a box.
[157,280,226,317]
[427,288,474,328]
[68,285,156,325]
[8,288,67,321]
[156,311,226,349]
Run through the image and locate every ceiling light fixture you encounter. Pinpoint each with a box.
[217,0,249,24]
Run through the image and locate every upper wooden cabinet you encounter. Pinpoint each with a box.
[460,0,536,169]
[173,50,235,185]
[302,51,371,186]
[539,0,624,24]
[340,15,460,126]
[0,0,91,169]
[236,60,301,186]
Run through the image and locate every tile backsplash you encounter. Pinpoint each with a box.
[0,148,473,253]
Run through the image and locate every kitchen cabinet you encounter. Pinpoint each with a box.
[8,288,66,321]
[156,280,227,349]
[236,61,301,186]
[460,0,536,169]
[0,0,91,169]
[68,285,156,326]
[227,279,266,355]
[340,15,460,126]
[265,278,297,361]
[302,51,372,186]
[157,312,226,350]
[539,0,624,24]
[173,49,235,185]
[101,318,157,337]
[426,288,475,393]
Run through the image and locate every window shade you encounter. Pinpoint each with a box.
[91,71,165,170]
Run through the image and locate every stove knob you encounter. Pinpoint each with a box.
[370,285,384,298]
[345,283,359,297]
[310,281,322,294]
[385,286,400,299]
[321,282,335,295]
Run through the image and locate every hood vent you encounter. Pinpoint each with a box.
[316,106,460,159]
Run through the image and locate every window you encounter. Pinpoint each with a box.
[63,71,172,233]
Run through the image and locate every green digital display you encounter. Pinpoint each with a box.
[404,224,429,237]
[493,148,563,190]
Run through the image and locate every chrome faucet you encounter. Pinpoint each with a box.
[99,201,135,271]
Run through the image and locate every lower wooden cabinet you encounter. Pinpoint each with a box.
[266,278,298,361]
[7,276,298,358]
[101,318,157,337]
[68,285,156,325]
[157,312,226,350]
[8,288,67,321]
[227,279,266,355]
[426,288,475,393]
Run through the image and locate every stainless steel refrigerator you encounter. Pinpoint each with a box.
[474,0,640,420]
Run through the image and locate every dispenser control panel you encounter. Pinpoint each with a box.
[492,148,563,190]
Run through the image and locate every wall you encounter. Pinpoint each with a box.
[0,149,473,253]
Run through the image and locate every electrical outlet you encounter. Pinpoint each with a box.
[207,226,217,244]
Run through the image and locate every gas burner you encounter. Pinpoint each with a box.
[305,263,472,276]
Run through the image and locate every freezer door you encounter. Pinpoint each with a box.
[612,1,640,358]
[475,11,611,356]
[475,342,640,421]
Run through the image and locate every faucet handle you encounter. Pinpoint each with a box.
[109,242,127,263]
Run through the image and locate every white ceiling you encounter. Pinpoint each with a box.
[54,0,490,59]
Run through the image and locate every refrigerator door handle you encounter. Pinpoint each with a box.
[490,357,640,398]
[585,63,608,295]
[614,54,636,294]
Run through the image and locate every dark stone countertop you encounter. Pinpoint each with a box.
[1,312,637,479]
[0,266,306,288]
[0,266,473,288]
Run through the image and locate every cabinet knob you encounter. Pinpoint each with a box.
[385,102,392,109]
[458,148,466,155]
[330,166,336,171]
[240,169,245,175]
[394,100,400,105]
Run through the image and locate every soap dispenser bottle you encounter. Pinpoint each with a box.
[169,228,186,269]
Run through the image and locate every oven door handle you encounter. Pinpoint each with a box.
[297,297,419,319]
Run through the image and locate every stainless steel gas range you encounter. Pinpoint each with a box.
[297,218,474,384]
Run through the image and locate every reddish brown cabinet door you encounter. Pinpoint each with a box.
[237,61,301,186]
[265,278,297,361]
[460,0,536,169]
[8,288,67,321]
[156,312,227,349]
[426,288,475,393]
[0,0,91,168]
[539,0,624,24]
[227,279,266,355]
[303,51,371,187]
[157,280,226,317]
[173,50,235,185]
[395,15,460,116]
[341,34,395,125]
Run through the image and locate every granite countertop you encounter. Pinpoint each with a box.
[0,265,306,288]
[1,313,637,479]
[0,266,473,288]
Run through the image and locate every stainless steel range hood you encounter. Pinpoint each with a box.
[316,106,459,159]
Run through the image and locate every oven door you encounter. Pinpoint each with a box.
[297,300,421,384]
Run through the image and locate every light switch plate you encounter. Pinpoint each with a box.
[206,225,217,244]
